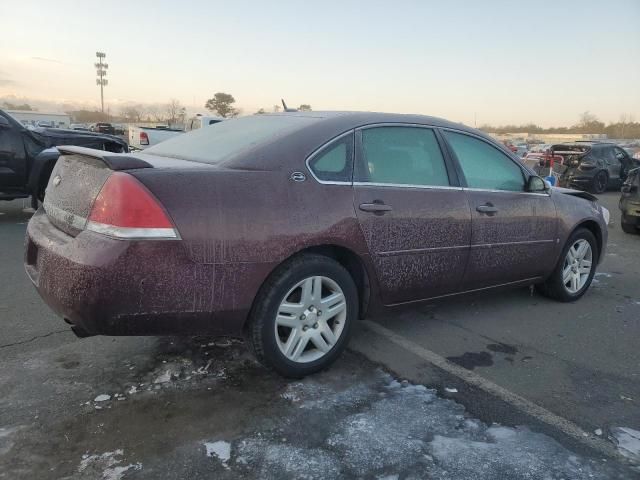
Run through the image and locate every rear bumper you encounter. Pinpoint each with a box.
[620,198,640,222]
[24,209,264,336]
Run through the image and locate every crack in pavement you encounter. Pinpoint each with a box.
[0,329,69,349]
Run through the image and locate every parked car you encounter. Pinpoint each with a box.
[69,123,89,131]
[0,109,127,207]
[553,142,637,193]
[128,125,184,150]
[113,124,125,135]
[620,166,640,234]
[25,112,609,377]
[90,122,115,135]
[129,116,224,150]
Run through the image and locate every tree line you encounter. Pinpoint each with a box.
[480,112,639,139]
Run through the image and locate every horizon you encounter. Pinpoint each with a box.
[1,0,639,127]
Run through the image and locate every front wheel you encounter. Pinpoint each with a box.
[536,228,598,302]
[247,254,358,378]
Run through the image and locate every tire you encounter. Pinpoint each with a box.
[621,216,638,234]
[247,253,358,378]
[590,170,608,194]
[536,228,598,302]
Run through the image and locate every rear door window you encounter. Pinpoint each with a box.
[443,131,525,192]
[355,126,450,187]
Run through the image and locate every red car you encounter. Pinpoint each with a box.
[25,112,609,377]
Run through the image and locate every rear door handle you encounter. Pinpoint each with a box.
[476,204,498,215]
[359,203,393,214]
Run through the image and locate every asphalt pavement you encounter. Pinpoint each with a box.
[0,193,638,479]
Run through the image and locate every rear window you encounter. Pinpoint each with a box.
[145,115,321,164]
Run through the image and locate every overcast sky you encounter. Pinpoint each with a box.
[1,0,639,126]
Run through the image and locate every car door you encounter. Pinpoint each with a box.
[614,146,633,183]
[352,125,471,305]
[0,117,27,188]
[441,129,557,291]
[600,146,621,186]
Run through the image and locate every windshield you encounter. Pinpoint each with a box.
[144,114,320,164]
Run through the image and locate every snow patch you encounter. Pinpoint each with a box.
[445,387,458,393]
[94,394,111,402]
[153,370,172,384]
[611,427,640,462]
[78,449,142,479]
[204,440,231,467]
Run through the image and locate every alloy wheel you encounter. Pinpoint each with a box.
[274,276,347,363]
[562,239,593,294]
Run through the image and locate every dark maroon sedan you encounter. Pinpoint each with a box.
[25,112,609,377]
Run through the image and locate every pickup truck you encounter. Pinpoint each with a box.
[128,115,224,150]
[0,109,127,207]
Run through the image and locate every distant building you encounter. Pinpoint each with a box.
[6,110,71,129]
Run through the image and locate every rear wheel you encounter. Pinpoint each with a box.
[247,254,358,378]
[536,228,598,302]
[590,171,608,194]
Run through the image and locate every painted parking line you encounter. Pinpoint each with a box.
[358,319,623,461]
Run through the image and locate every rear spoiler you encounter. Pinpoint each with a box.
[57,145,153,171]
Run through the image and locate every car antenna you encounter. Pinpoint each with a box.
[281,99,298,112]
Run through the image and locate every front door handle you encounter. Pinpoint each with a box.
[359,202,393,214]
[476,204,498,215]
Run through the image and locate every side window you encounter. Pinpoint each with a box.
[356,127,450,186]
[443,131,525,192]
[308,133,353,183]
[208,120,222,126]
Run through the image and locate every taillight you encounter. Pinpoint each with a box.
[140,131,149,145]
[87,172,178,239]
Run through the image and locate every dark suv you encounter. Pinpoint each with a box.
[620,167,640,233]
[553,142,637,194]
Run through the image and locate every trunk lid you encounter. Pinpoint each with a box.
[42,147,152,236]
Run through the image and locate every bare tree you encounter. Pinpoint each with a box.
[298,104,312,111]
[273,105,281,113]
[166,99,185,125]
[120,105,143,122]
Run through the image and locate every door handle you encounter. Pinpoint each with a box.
[476,204,498,215]
[359,202,393,214]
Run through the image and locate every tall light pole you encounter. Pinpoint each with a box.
[95,52,108,113]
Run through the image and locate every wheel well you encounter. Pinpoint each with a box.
[36,161,56,200]
[575,220,603,257]
[293,245,370,319]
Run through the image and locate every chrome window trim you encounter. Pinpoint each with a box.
[355,122,438,131]
[462,187,550,197]
[353,181,462,191]
[305,130,355,185]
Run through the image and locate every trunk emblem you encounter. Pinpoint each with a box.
[53,175,62,187]
[290,172,306,182]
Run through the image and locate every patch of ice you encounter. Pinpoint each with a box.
[595,272,612,278]
[204,440,231,467]
[94,394,111,402]
[78,449,142,479]
[611,427,640,462]
[153,370,172,384]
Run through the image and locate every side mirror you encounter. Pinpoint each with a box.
[527,175,549,192]
[0,116,10,129]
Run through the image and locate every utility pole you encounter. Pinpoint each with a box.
[95,52,108,113]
